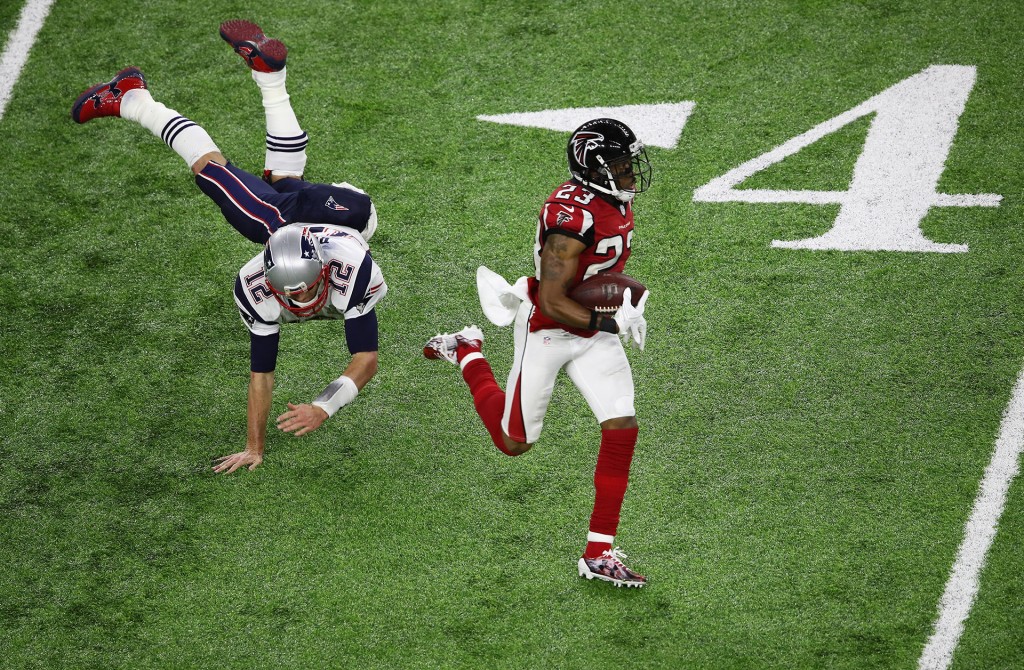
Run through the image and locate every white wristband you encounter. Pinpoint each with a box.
[311,375,358,418]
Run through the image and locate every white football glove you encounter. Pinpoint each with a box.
[613,288,649,351]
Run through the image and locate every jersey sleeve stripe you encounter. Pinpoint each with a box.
[578,208,595,237]
[349,253,374,307]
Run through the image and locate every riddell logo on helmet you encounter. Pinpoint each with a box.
[571,131,604,165]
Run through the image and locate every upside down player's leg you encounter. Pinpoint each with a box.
[193,162,290,244]
[236,34,378,241]
[249,66,309,181]
[72,69,222,172]
[71,68,291,244]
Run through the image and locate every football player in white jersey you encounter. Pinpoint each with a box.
[221,223,386,473]
[71,21,387,472]
[424,119,652,586]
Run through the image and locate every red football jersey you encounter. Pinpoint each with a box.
[528,180,634,336]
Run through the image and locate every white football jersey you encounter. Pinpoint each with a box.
[234,224,387,336]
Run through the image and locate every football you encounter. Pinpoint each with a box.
[568,272,647,313]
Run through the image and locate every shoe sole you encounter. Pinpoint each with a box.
[70,66,145,123]
[219,19,287,71]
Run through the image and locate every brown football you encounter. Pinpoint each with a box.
[568,272,647,313]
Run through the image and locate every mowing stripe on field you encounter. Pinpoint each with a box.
[0,0,56,122]
[918,363,1024,669]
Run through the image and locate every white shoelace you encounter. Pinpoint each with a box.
[600,547,629,564]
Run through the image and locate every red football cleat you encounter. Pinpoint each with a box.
[578,548,647,588]
[219,19,288,72]
[423,325,483,364]
[70,67,147,124]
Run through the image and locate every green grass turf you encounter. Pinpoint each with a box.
[2,0,1024,667]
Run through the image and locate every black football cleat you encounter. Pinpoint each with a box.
[219,19,288,72]
[70,67,147,124]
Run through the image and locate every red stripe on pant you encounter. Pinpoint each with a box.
[194,162,285,244]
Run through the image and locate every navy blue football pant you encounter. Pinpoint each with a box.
[194,162,372,244]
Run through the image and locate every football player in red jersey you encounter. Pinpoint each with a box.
[425,119,652,587]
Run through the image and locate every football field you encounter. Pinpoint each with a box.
[2,1,1023,668]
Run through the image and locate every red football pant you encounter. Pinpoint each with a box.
[461,357,519,456]
[585,427,639,557]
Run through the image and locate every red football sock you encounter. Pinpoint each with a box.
[461,356,518,456]
[584,426,638,558]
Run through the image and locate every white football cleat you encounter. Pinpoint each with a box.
[422,325,483,365]
[423,332,458,364]
[578,547,647,588]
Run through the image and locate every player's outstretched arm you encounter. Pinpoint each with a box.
[213,370,274,474]
[275,350,379,437]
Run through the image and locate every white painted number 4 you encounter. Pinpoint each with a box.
[693,65,1001,253]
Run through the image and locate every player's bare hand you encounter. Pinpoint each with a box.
[212,449,263,474]
[276,403,328,437]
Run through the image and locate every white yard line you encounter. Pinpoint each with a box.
[0,0,56,122]
[919,364,1024,669]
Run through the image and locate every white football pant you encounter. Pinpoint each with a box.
[502,301,636,444]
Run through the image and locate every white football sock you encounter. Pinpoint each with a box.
[252,67,307,176]
[120,89,220,168]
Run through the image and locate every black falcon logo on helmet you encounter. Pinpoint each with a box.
[571,132,605,166]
